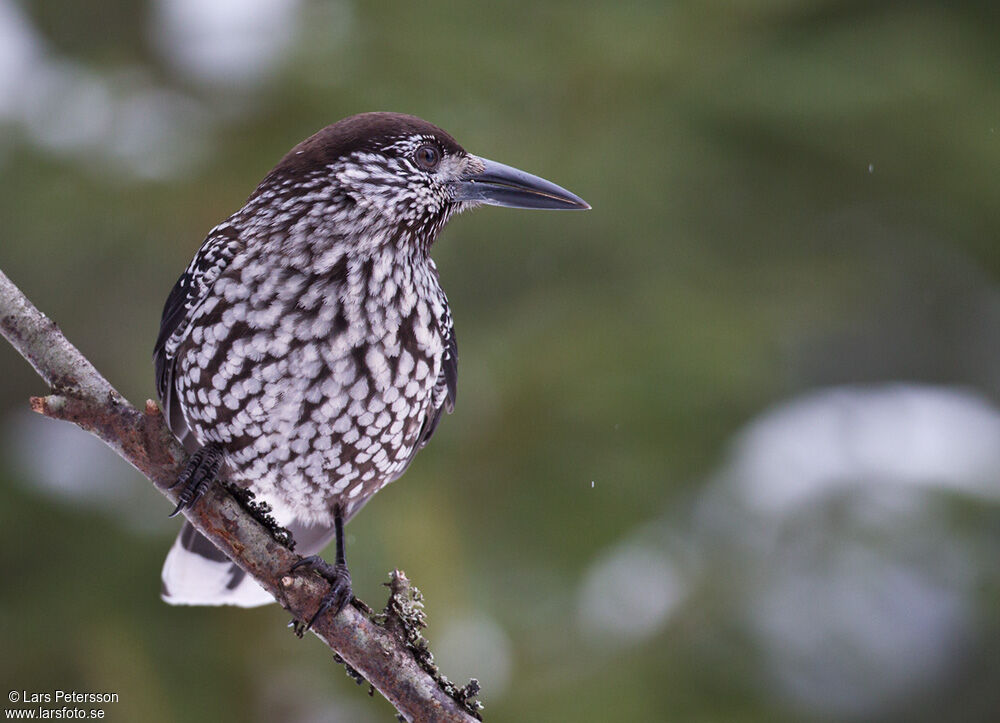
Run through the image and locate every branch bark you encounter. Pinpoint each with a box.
[0,268,481,723]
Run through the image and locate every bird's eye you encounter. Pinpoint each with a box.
[414,144,441,170]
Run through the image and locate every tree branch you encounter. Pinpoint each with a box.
[0,268,482,723]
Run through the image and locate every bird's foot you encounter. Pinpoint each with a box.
[168,443,224,518]
[291,555,353,630]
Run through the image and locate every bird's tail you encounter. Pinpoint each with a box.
[161,516,338,608]
[161,521,273,607]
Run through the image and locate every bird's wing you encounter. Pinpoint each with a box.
[153,223,243,449]
[416,312,458,450]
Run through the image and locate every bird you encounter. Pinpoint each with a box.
[153,112,589,623]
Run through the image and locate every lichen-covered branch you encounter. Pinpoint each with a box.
[0,268,482,723]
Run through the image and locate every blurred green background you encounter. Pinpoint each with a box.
[3,1,1000,721]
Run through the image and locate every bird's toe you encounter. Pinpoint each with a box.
[291,556,353,629]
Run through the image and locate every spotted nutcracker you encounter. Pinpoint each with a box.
[154,112,588,624]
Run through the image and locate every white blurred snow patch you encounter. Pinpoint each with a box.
[434,613,512,699]
[152,0,302,89]
[0,0,42,118]
[104,81,208,180]
[17,60,113,152]
[577,542,686,643]
[0,0,208,179]
[748,544,966,718]
[695,384,1000,717]
[4,412,133,501]
[725,384,1000,516]
[3,411,171,533]
[17,62,205,179]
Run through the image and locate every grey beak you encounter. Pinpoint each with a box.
[450,157,590,210]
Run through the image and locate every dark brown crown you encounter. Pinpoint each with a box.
[267,112,465,181]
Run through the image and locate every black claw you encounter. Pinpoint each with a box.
[290,554,325,573]
[168,442,224,517]
[292,556,353,630]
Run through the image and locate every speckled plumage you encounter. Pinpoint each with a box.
[154,112,587,609]
[157,114,461,526]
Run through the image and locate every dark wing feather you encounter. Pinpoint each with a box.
[153,223,242,450]
[153,269,197,450]
[153,270,194,400]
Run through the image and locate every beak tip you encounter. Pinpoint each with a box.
[537,190,591,211]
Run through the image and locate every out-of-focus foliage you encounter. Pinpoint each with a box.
[2,1,1000,721]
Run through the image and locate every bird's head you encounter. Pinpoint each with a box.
[251,112,589,254]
